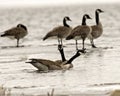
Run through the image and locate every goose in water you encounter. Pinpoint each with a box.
[66,14,92,51]
[1,24,28,47]
[43,16,72,46]
[26,45,84,72]
[89,9,104,48]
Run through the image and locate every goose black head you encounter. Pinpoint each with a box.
[58,44,63,50]
[64,16,72,21]
[17,24,27,31]
[83,14,92,19]
[96,9,104,13]
[78,48,86,54]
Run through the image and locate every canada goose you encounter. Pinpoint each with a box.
[66,14,92,51]
[1,24,28,47]
[26,45,84,72]
[43,16,72,46]
[89,9,104,48]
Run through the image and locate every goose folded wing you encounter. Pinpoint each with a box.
[36,59,62,70]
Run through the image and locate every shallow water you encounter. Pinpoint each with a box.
[0,4,120,96]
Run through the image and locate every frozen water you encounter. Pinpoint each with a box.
[0,4,120,96]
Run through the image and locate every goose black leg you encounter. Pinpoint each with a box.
[81,38,86,53]
[75,40,78,51]
[91,39,97,48]
[17,39,19,47]
[82,39,85,50]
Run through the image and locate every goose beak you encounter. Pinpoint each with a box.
[26,60,32,63]
[101,10,104,13]
[69,19,72,21]
[89,17,92,19]
[25,61,32,63]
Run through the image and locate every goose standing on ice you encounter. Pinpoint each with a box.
[66,14,92,51]
[43,16,72,46]
[26,45,84,72]
[1,24,28,47]
[89,9,104,48]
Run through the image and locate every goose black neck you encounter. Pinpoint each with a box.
[59,48,66,62]
[95,11,99,25]
[82,16,86,25]
[66,52,80,64]
[63,18,70,27]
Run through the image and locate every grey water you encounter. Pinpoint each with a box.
[0,4,120,96]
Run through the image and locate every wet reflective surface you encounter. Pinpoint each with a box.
[0,4,120,96]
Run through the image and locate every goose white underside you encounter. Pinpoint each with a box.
[7,36,15,40]
[74,36,82,40]
[49,36,58,39]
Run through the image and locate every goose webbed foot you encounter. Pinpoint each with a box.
[92,44,97,48]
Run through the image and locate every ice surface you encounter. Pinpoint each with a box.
[0,4,120,96]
